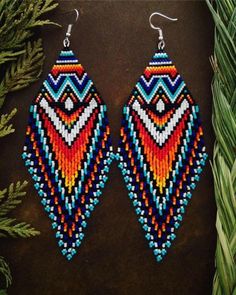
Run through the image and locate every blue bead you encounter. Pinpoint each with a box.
[76,240,81,246]
[97,190,102,196]
[166,241,171,248]
[93,198,99,205]
[146,233,151,240]
[67,254,72,260]
[195,175,200,181]
[139,217,144,224]
[198,167,203,173]
[81,221,87,228]
[136,208,141,214]
[162,249,167,256]
[45,206,50,212]
[190,183,196,189]
[133,200,138,206]
[41,199,47,206]
[170,233,176,240]
[149,241,154,248]
[85,210,90,217]
[180,207,185,213]
[129,192,134,199]
[89,204,94,211]
[187,192,192,199]
[22,152,27,159]
[177,215,183,221]
[143,224,148,231]
[174,222,180,229]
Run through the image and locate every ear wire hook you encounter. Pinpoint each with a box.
[149,12,178,50]
[63,9,80,48]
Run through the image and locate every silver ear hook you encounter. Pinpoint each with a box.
[63,9,80,48]
[149,12,178,50]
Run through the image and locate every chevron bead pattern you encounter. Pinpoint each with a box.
[118,51,208,262]
[22,50,113,260]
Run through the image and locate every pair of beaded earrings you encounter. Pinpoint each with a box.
[22,9,207,261]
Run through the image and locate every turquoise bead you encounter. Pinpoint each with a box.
[76,240,81,246]
[145,233,151,240]
[149,241,154,248]
[81,221,87,228]
[67,254,72,260]
[166,241,171,248]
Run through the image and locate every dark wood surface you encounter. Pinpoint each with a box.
[0,1,215,294]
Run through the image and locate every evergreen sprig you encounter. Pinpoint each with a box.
[0,0,59,292]
[0,181,40,238]
[0,218,39,238]
[0,108,17,138]
[0,0,59,132]
[0,181,40,291]
[206,0,236,294]
[0,181,26,217]
[0,256,11,292]
[0,39,44,109]
[0,0,58,52]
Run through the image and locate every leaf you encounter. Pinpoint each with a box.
[0,256,12,290]
[0,39,44,108]
[0,181,40,238]
[0,49,25,66]
[0,218,40,238]
[207,0,236,294]
[0,181,28,217]
[0,1,58,293]
[0,0,59,51]
[0,108,17,138]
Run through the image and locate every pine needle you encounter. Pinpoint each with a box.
[0,181,40,238]
[0,39,45,108]
[0,0,59,51]
[206,0,236,294]
[0,0,59,291]
[0,218,40,238]
[0,181,27,217]
[0,108,17,138]
[0,256,11,290]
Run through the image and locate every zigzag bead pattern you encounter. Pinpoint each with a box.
[22,49,113,260]
[118,51,208,262]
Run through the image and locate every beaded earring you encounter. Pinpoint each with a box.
[22,10,113,260]
[117,12,208,262]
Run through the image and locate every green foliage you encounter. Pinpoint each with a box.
[0,218,39,238]
[0,0,58,52]
[0,40,45,108]
[0,181,39,238]
[0,256,11,293]
[0,109,17,138]
[0,0,59,292]
[0,181,40,292]
[0,0,59,130]
[206,0,236,294]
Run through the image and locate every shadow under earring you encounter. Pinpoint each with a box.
[117,12,207,262]
[22,10,113,260]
